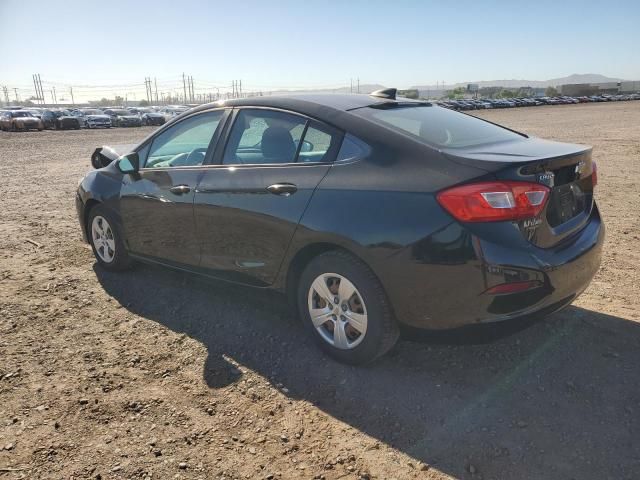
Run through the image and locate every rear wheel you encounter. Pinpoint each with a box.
[88,205,132,271]
[298,251,399,364]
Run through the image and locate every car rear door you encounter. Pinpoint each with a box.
[119,108,229,266]
[193,107,343,286]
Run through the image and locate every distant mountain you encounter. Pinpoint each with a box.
[260,74,624,97]
[412,74,623,91]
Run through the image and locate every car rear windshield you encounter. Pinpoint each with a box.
[352,104,524,148]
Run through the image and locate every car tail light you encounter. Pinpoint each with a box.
[485,280,543,295]
[436,181,550,222]
[592,162,598,187]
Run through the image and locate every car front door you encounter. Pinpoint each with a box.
[194,108,343,286]
[119,108,229,266]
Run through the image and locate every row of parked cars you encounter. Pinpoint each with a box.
[0,105,190,132]
[438,93,640,110]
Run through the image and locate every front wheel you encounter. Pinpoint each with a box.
[298,251,399,365]
[88,205,132,271]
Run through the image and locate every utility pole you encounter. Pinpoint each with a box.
[239,80,242,98]
[154,77,158,104]
[52,86,57,104]
[32,75,40,104]
[13,88,19,103]
[70,87,75,106]
[350,78,353,93]
[182,73,187,104]
[37,74,44,105]
[357,78,360,94]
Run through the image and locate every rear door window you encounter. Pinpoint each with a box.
[222,109,306,165]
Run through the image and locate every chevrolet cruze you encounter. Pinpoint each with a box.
[76,90,604,364]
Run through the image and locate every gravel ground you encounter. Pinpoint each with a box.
[0,102,639,480]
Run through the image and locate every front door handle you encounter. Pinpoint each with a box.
[267,183,297,196]
[170,185,191,195]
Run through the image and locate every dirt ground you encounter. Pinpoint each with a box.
[0,102,639,480]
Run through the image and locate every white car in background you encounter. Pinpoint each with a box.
[158,105,189,122]
[80,109,112,129]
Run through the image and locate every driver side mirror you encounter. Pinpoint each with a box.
[117,152,140,174]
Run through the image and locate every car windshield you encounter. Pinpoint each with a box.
[113,110,130,115]
[83,110,103,115]
[352,104,524,148]
[13,111,33,117]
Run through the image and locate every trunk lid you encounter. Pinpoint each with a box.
[442,137,596,248]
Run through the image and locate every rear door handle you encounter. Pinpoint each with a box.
[267,183,297,196]
[170,185,191,195]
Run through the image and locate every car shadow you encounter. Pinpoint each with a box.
[94,262,638,480]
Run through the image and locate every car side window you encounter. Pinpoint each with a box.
[297,122,341,163]
[336,134,372,161]
[222,109,307,165]
[144,110,225,169]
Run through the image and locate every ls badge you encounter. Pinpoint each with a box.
[537,171,555,188]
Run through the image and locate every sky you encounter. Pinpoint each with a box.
[1,0,639,101]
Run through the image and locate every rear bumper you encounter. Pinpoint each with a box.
[381,205,604,330]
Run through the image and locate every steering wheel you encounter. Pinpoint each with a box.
[164,147,208,167]
[184,147,208,165]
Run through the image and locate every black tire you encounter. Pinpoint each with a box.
[87,204,132,271]
[297,250,399,365]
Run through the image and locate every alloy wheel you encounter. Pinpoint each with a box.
[91,215,116,263]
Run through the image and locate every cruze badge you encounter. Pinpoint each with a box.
[523,217,543,229]
[537,171,555,188]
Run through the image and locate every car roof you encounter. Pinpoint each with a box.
[191,93,425,116]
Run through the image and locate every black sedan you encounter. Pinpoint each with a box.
[140,111,166,126]
[41,110,81,130]
[76,90,603,364]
